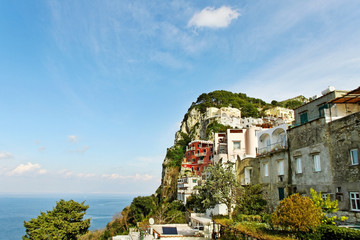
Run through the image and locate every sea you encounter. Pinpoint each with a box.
[0,194,135,240]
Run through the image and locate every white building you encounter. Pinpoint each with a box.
[257,124,287,156]
[177,176,201,204]
[213,127,260,164]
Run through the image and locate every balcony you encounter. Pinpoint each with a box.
[257,142,287,156]
[195,152,206,157]
[198,160,204,164]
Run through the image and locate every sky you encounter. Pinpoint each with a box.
[0,0,359,195]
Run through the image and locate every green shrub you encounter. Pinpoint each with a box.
[234,214,262,223]
[295,230,322,240]
[317,224,360,240]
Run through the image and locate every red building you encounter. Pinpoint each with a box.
[182,140,213,176]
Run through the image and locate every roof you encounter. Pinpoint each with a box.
[190,215,212,225]
[294,89,348,110]
[152,224,198,237]
[329,86,360,104]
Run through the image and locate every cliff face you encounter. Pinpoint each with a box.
[159,108,211,200]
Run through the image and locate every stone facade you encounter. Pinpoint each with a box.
[328,111,360,213]
[236,89,360,220]
[288,117,334,195]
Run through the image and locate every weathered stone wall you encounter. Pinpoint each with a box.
[288,118,333,194]
[257,150,290,212]
[236,157,260,185]
[328,111,360,212]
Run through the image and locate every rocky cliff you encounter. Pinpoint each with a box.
[158,107,208,200]
[156,90,272,201]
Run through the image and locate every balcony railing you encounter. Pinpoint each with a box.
[195,152,206,157]
[257,142,287,155]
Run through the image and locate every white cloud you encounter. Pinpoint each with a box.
[7,162,47,176]
[188,6,240,28]
[0,151,13,160]
[68,135,78,143]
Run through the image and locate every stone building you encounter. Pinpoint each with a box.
[293,87,349,126]
[235,86,360,219]
[288,86,360,221]
[236,124,290,211]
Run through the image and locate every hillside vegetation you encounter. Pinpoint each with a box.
[187,90,268,118]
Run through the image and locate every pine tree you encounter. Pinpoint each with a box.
[23,199,90,239]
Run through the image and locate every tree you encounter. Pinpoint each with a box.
[272,194,322,232]
[310,188,347,224]
[129,195,157,224]
[23,199,90,240]
[234,184,267,216]
[197,161,239,219]
[152,201,186,224]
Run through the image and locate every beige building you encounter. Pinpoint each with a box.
[206,107,241,129]
[264,107,294,124]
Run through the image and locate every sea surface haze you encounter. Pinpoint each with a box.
[0,194,134,240]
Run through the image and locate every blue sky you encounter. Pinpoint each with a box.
[0,0,359,195]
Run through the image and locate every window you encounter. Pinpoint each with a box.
[264,163,269,177]
[350,192,360,211]
[244,167,252,185]
[278,188,285,200]
[318,103,329,118]
[296,158,302,174]
[300,112,308,124]
[192,179,197,183]
[350,149,359,165]
[322,193,329,201]
[313,154,321,172]
[219,145,226,154]
[233,141,241,150]
[278,160,284,176]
